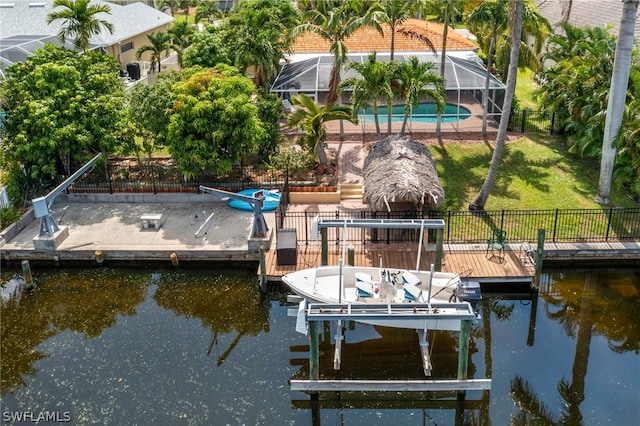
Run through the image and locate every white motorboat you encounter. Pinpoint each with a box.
[283,265,481,330]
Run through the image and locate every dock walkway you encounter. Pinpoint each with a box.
[262,242,535,284]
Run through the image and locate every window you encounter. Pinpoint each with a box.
[120,42,133,53]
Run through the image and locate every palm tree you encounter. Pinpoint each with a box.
[168,21,195,69]
[367,0,424,133]
[221,0,300,90]
[424,0,462,137]
[393,56,445,136]
[469,0,523,211]
[371,0,424,61]
[466,0,508,138]
[596,0,639,204]
[497,1,550,82]
[289,1,374,106]
[157,0,179,16]
[466,0,550,136]
[339,53,396,140]
[195,0,223,25]
[46,0,114,51]
[136,32,173,73]
[287,93,358,171]
[177,0,194,20]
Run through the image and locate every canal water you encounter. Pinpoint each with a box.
[1,266,638,425]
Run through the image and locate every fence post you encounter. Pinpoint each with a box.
[552,209,559,243]
[106,161,113,194]
[520,110,527,133]
[550,111,555,135]
[605,207,613,242]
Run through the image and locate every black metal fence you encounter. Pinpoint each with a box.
[60,160,285,194]
[509,109,562,135]
[275,208,640,245]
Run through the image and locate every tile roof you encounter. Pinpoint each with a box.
[290,18,477,54]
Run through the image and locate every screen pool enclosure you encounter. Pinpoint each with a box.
[271,52,506,127]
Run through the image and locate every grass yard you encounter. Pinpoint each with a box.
[515,68,539,110]
[429,134,637,212]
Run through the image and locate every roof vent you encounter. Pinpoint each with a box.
[0,3,16,8]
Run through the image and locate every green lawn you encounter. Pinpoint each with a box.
[429,134,637,212]
[515,68,539,110]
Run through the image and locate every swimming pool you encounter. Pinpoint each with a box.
[361,102,471,123]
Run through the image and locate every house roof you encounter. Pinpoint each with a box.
[0,0,174,46]
[0,0,173,77]
[290,18,477,54]
[0,0,173,44]
[537,0,640,36]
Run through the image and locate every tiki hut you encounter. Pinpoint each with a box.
[363,135,445,211]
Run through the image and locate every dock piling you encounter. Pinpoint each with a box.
[21,260,34,289]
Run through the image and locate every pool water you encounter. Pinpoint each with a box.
[362,102,471,123]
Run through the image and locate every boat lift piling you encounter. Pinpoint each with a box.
[292,302,491,394]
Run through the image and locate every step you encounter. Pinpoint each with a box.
[340,183,363,200]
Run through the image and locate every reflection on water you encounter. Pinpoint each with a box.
[1,267,638,425]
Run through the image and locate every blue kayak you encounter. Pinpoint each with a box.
[228,189,281,212]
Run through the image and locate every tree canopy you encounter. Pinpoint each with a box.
[216,0,300,89]
[0,45,127,187]
[166,65,266,178]
[182,28,231,69]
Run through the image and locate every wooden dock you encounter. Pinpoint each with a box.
[261,242,535,284]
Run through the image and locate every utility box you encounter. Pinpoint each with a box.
[127,62,141,80]
[277,229,297,265]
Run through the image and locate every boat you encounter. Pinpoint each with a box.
[283,264,481,331]
[228,189,281,212]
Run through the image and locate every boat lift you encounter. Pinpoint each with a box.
[31,153,102,249]
[199,185,269,238]
[292,301,490,393]
[314,218,446,271]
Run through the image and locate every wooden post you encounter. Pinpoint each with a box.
[21,260,34,289]
[309,320,320,384]
[534,229,545,289]
[434,228,444,271]
[321,228,328,266]
[347,245,354,266]
[457,319,472,395]
[259,247,267,292]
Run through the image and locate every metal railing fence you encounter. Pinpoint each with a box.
[275,208,640,245]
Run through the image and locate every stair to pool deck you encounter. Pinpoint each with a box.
[340,183,363,201]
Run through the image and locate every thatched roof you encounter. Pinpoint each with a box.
[363,135,445,210]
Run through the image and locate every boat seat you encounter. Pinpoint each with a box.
[402,271,421,287]
[404,284,422,302]
[356,281,374,298]
[355,272,373,284]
